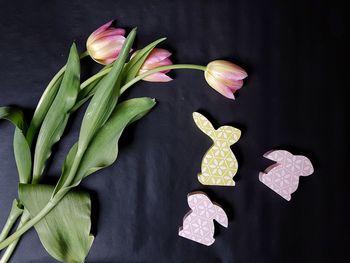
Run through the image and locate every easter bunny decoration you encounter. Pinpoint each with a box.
[192,112,241,186]
[259,150,314,201]
[178,192,228,246]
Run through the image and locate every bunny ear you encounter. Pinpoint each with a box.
[263,150,293,163]
[193,112,215,139]
[212,203,228,228]
[187,192,211,210]
[295,155,314,176]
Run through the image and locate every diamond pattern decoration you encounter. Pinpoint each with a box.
[178,192,228,246]
[259,150,314,201]
[193,112,241,186]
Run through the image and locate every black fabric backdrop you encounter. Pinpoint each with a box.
[0,0,348,262]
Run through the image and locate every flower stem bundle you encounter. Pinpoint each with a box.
[0,21,247,262]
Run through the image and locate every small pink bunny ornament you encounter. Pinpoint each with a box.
[178,192,228,246]
[259,150,314,201]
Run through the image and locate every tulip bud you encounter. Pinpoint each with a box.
[132,48,173,82]
[87,21,126,65]
[204,60,247,99]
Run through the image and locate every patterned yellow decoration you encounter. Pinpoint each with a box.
[193,112,241,186]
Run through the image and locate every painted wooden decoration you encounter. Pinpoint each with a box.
[259,150,314,201]
[178,191,228,246]
[193,112,241,186]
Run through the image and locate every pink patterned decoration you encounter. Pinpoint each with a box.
[259,150,314,201]
[178,192,228,246]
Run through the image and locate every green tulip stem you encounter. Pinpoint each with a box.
[80,63,206,93]
[0,63,207,251]
[120,64,206,94]
[73,63,206,111]
[0,201,25,262]
[0,151,85,250]
[0,201,22,243]
[0,211,30,263]
[0,200,56,250]
[79,50,89,59]
[80,68,111,89]
[0,50,91,259]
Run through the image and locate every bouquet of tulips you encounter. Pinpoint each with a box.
[0,21,247,262]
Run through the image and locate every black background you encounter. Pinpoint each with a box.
[0,0,348,262]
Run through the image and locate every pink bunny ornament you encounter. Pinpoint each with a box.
[259,150,314,201]
[178,192,228,246]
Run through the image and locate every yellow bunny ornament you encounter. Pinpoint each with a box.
[193,112,241,186]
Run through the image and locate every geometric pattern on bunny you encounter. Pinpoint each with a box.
[259,150,314,201]
[178,191,228,246]
[193,112,241,186]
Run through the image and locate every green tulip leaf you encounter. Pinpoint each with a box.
[0,107,32,183]
[122,37,166,84]
[54,97,155,194]
[73,79,101,112]
[77,97,156,179]
[73,65,116,113]
[32,43,80,183]
[19,184,93,263]
[13,128,32,184]
[72,37,165,114]
[26,71,64,147]
[0,107,25,129]
[77,28,137,155]
[26,52,88,146]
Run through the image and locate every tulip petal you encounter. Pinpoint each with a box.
[207,60,247,81]
[143,49,172,65]
[221,87,236,99]
[87,21,128,65]
[143,57,173,70]
[213,81,236,99]
[87,20,114,46]
[221,79,244,91]
[131,48,173,82]
[100,56,119,65]
[215,69,247,81]
[130,50,139,60]
[143,72,173,82]
[90,35,125,51]
[96,28,126,39]
[205,71,236,99]
[89,35,125,59]
[94,20,113,35]
[204,60,247,99]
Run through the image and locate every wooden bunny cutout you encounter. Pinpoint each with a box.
[193,112,241,186]
[178,192,228,246]
[259,150,314,201]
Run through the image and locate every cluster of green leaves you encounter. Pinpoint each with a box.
[0,29,164,262]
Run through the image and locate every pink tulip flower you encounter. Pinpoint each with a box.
[87,21,126,65]
[204,60,247,99]
[132,48,173,82]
